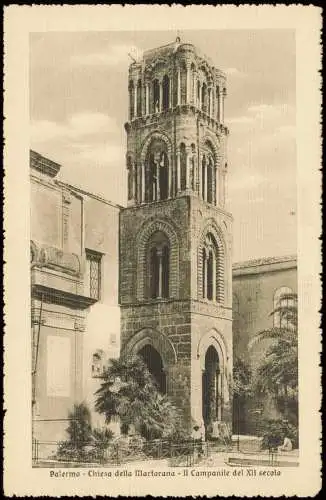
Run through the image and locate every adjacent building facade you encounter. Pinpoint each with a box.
[31,150,120,443]
[232,255,297,434]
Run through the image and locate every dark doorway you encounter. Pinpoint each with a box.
[139,345,166,394]
[202,346,220,430]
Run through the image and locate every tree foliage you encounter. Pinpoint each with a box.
[95,355,184,440]
[232,356,253,398]
[249,292,298,422]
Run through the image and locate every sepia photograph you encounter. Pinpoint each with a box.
[4,5,321,497]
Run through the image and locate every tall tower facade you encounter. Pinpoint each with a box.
[119,39,233,431]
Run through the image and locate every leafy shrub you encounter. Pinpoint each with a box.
[56,403,114,463]
[259,418,299,450]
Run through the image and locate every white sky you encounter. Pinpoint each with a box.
[30,29,297,262]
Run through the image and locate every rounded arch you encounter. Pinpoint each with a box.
[197,328,228,372]
[201,135,220,166]
[136,218,179,301]
[140,130,172,164]
[273,285,295,327]
[197,220,227,303]
[121,327,177,367]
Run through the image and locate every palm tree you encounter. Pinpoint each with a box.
[95,355,183,440]
[249,292,298,422]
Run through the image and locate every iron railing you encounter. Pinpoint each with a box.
[32,437,232,468]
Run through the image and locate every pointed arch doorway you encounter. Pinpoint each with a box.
[202,345,222,429]
[139,344,167,394]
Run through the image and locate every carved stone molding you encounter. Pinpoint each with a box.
[30,240,82,277]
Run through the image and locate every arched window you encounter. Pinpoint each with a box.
[153,79,160,113]
[273,286,296,328]
[162,75,170,110]
[190,143,196,190]
[147,231,170,299]
[146,139,169,202]
[129,80,134,120]
[136,79,142,117]
[201,82,207,112]
[180,142,187,191]
[127,156,133,201]
[191,63,196,103]
[202,233,220,302]
[201,142,216,203]
[207,156,213,203]
[202,155,206,200]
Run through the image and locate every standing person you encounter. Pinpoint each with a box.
[192,424,203,456]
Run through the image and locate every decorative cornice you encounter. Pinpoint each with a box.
[125,105,228,136]
[232,255,297,276]
[31,284,97,310]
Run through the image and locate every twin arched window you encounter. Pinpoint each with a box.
[147,231,170,299]
[202,233,222,302]
[146,139,169,202]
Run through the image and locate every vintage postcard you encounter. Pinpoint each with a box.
[3,5,322,497]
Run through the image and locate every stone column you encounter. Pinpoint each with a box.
[159,80,163,111]
[204,162,208,202]
[209,89,213,118]
[169,77,172,108]
[220,88,225,123]
[192,72,196,105]
[157,248,163,298]
[129,87,132,120]
[215,167,219,206]
[156,161,160,201]
[202,248,207,299]
[199,82,202,109]
[192,155,197,192]
[217,88,221,122]
[219,166,224,208]
[177,68,181,105]
[185,149,190,190]
[145,83,149,115]
[199,154,203,199]
[168,155,173,198]
[134,81,137,118]
[212,252,216,301]
[217,371,222,420]
[141,162,145,203]
[176,150,181,193]
[186,65,191,103]
[132,162,136,201]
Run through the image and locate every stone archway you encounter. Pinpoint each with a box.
[121,327,177,368]
[121,328,177,398]
[196,329,230,434]
[202,345,221,428]
[138,344,166,394]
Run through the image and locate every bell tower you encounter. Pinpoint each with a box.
[119,38,233,432]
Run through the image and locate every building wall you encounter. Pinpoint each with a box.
[232,257,297,433]
[30,151,120,444]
